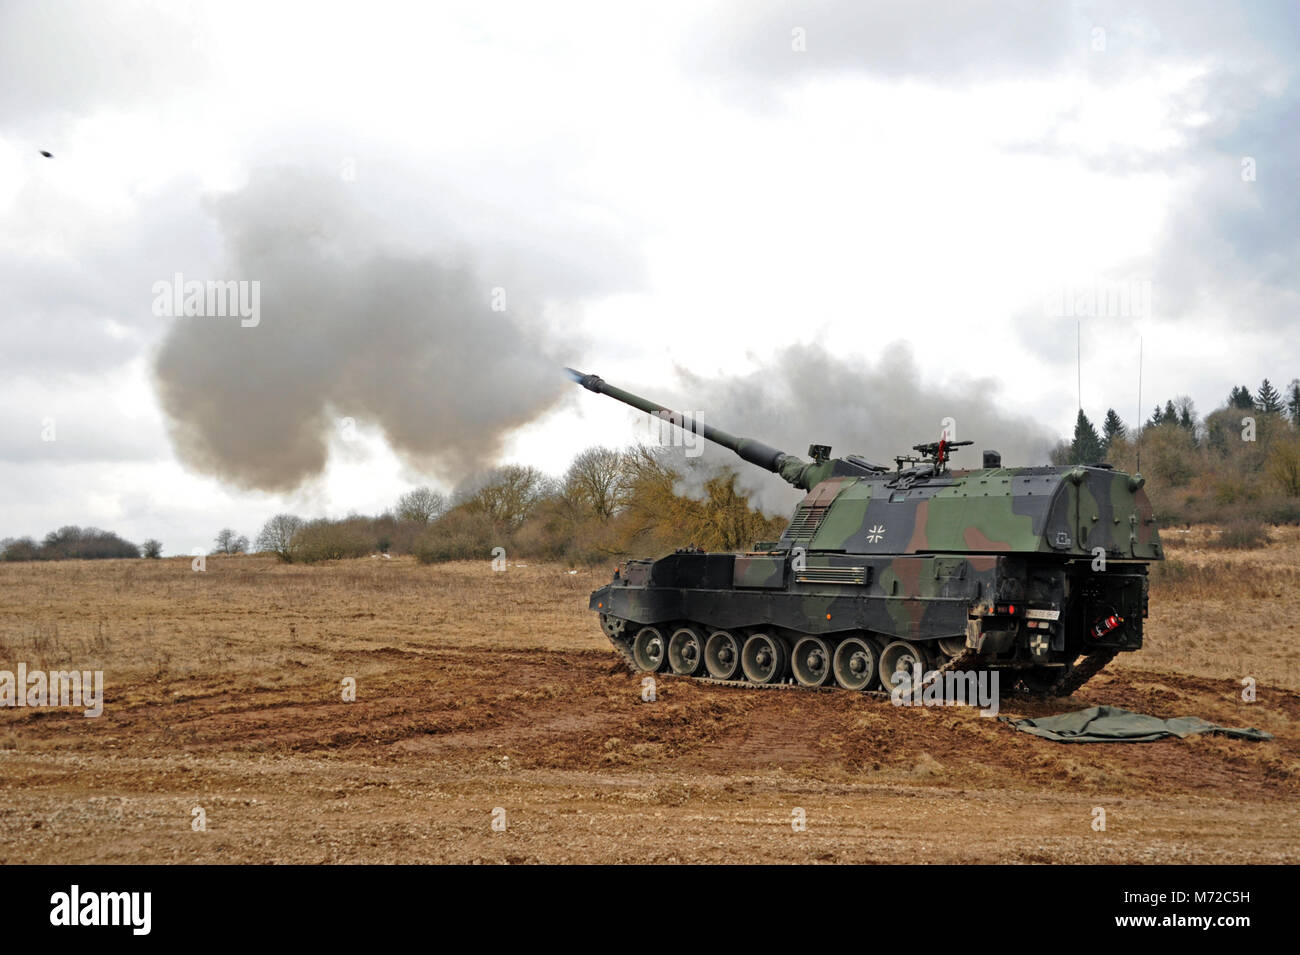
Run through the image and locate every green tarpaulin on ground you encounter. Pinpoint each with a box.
[1001,705,1273,743]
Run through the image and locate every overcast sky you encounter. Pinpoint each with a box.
[2,0,1297,554]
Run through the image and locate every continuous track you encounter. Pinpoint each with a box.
[603,616,1117,700]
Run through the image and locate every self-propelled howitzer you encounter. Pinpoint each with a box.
[567,368,1163,696]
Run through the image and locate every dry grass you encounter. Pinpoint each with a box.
[1130,524,1300,690]
[0,555,609,690]
[0,534,1297,864]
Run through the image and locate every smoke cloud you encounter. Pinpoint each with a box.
[155,172,1054,504]
[154,168,572,492]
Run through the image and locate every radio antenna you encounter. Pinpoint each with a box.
[1135,336,1144,475]
[1077,319,1082,414]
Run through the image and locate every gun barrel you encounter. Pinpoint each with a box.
[565,368,791,474]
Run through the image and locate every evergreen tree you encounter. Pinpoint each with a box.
[1164,399,1178,422]
[1287,379,1300,426]
[1102,408,1127,445]
[1257,378,1283,414]
[1228,385,1255,410]
[1148,404,1165,427]
[1069,409,1107,464]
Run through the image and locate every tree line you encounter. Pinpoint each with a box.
[1052,377,1300,525]
[253,446,785,564]
[8,375,1296,565]
[0,525,159,561]
[0,446,785,565]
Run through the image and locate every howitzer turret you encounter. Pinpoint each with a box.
[567,365,1162,697]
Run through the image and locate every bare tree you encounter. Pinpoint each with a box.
[456,465,553,530]
[396,486,447,525]
[255,514,305,562]
[562,446,626,520]
[141,539,164,558]
[1173,395,1199,434]
[213,528,249,554]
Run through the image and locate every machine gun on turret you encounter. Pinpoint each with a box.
[894,438,974,474]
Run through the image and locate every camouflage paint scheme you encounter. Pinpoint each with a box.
[593,465,1158,656]
[568,368,1162,680]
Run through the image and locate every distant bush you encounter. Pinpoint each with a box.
[370,513,422,556]
[1210,520,1270,550]
[413,509,500,564]
[1254,498,1300,524]
[412,535,481,563]
[0,537,43,561]
[292,518,375,563]
[141,539,164,558]
[1267,438,1300,497]
[0,526,140,561]
[1212,479,1250,505]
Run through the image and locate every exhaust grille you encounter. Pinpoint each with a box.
[795,566,869,586]
[785,504,829,540]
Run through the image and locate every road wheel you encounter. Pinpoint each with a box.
[936,636,966,657]
[791,635,834,687]
[668,626,707,676]
[832,636,879,691]
[632,626,668,672]
[704,631,743,680]
[741,632,789,685]
[879,639,929,693]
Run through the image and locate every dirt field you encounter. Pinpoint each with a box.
[1,529,1297,864]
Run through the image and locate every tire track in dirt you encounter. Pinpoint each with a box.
[3,648,1295,798]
